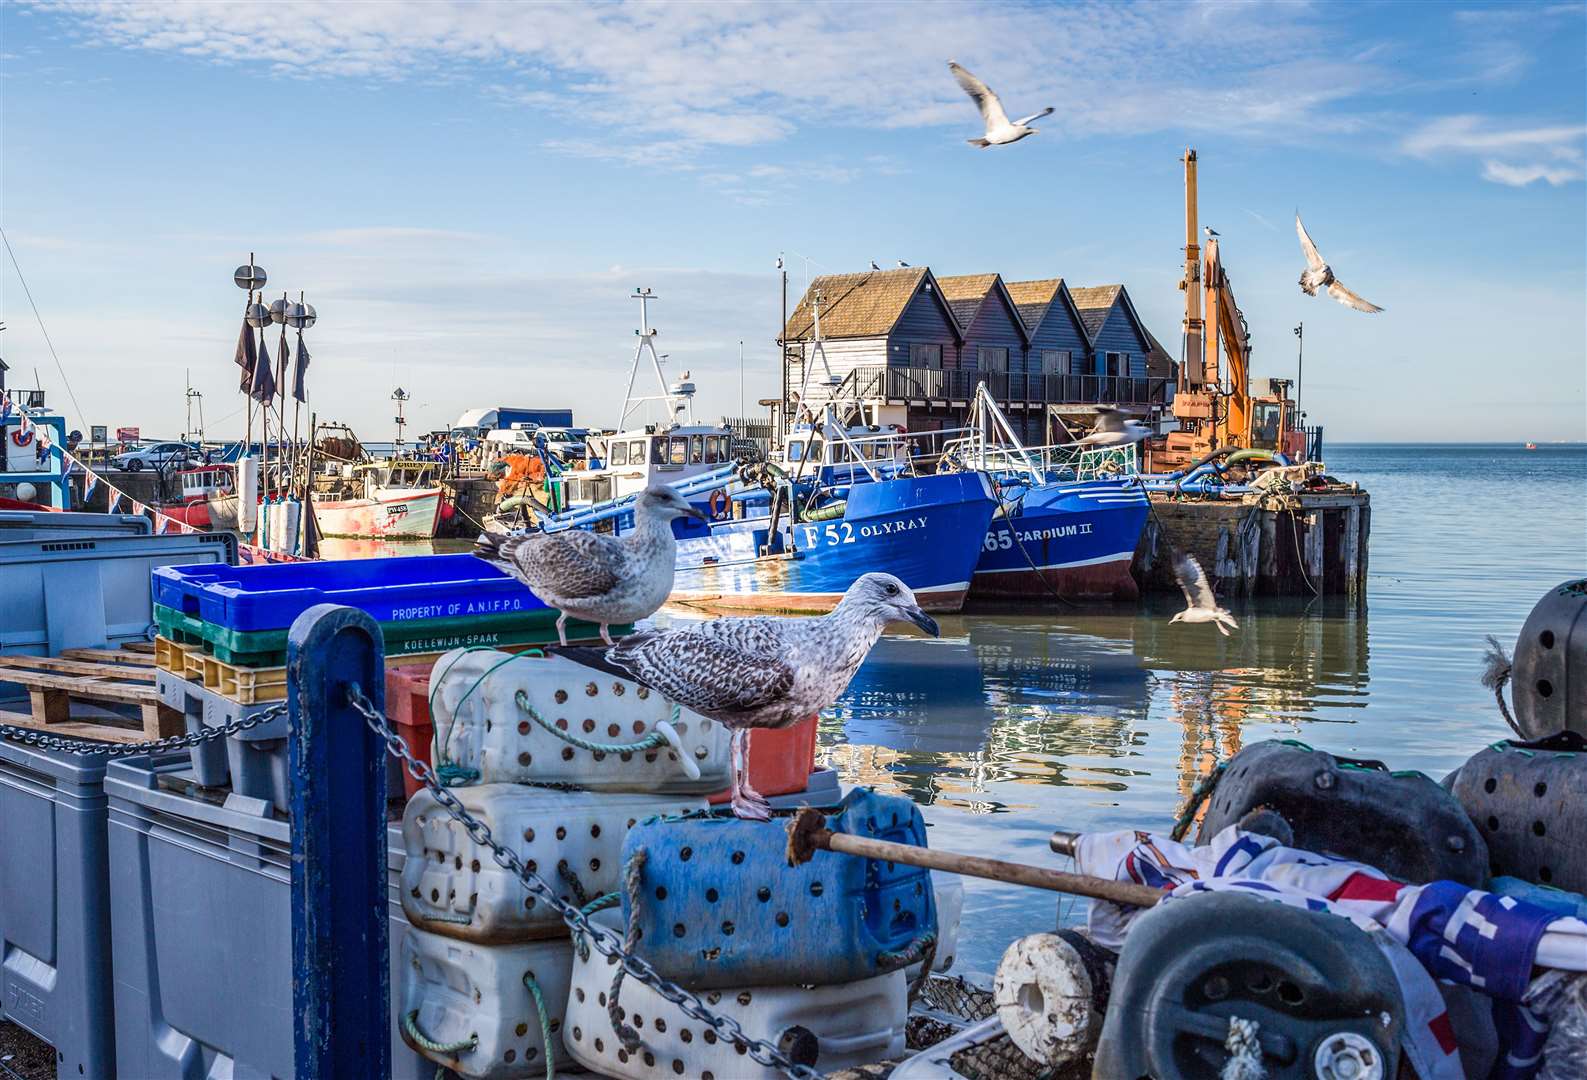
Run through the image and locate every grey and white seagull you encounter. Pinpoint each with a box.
[558,573,939,819]
[473,484,706,646]
[949,61,1053,148]
[1296,213,1383,313]
[1170,553,1239,636]
[1074,406,1152,449]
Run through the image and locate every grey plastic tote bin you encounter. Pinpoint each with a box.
[0,510,152,539]
[0,740,115,1079]
[105,754,433,1079]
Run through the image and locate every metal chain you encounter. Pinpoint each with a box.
[0,702,287,757]
[345,685,823,1080]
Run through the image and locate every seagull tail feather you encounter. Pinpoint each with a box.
[967,138,990,148]
[543,643,640,684]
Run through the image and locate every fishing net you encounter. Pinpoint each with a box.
[909,974,1089,1080]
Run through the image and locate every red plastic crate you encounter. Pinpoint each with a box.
[707,714,819,805]
[386,664,435,801]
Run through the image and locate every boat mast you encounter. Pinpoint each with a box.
[617,287,684,430]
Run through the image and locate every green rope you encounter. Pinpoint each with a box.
[403,1010,477,1055]
[574,891,621,961]
[1170,762,1227,842]
[515,692,677,756]
[1278,738,1315,752]
[522,971,556,1080]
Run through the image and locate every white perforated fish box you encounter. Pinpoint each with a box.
[919,871,964,977]
[564,910,907,1079]
[399,925,574,1079]
[429,649,732,792]
[402,784,707,941]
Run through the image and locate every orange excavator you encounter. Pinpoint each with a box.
[1152,149,1306,471]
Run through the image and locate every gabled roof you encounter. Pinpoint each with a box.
[936,273,1029,343]
[782,267,952,342]
[1004,277,1093,346]
[1068,285,1124,340]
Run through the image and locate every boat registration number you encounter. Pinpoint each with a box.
[799,515,927,549]
[984,522,1091,551]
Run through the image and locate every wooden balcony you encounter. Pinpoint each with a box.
[847,365,1169,407]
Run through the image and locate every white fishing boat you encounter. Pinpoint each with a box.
[312,459,444,539]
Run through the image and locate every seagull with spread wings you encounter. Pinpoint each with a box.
[1296,214,1384,313]
[1073,406,1152,449]
[949,61,1053,148]
[556,573,940,819]
[473,484,705,646]
[1170,553,1240,636]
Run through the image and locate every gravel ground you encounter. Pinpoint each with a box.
[0,1023,54,1080]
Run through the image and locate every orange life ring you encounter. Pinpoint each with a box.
[10,428,34,447]
[708,488,730,520]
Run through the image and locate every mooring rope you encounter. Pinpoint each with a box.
[609,848,649,1054]
[521,970,557,1080]
[402,1010,478,1056]
[1170,762,1227,842]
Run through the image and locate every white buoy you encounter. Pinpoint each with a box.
[15,482,37,503]
[237,457,259,533]
[993,932,1100,1067]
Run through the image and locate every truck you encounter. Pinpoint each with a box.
[450,407,574,440]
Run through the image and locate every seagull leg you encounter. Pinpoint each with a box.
[728,727,770,822]
[556,612,569,648]
[600,623,614,646]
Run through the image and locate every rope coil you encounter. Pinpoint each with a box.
[402,1010,477,1056]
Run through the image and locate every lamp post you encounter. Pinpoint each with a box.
[392,388,410,455]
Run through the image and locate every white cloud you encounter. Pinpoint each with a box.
[1403,114,1586,186]
[37,0,1390,160]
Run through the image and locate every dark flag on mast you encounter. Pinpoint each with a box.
[292,337,310,403]
[250,334,276,402]
[234,319,257,391]
[276,335,290,400]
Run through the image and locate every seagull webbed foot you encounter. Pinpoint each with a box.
[730,786,772,822]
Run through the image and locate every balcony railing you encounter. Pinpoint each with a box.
[848,365,1168,406]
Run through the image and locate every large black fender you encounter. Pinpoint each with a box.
[1446,731,1587,894]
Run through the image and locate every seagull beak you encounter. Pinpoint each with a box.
[903,605,940,637]
[684,506,710,523]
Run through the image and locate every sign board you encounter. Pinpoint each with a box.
[91,425,107,443]
[116,426,140,443]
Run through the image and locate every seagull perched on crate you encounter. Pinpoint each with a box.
[1170,553,1239,637]
[1074,407,1152,449]
[949,61,1053,148]
[473,484,706,647]
[554,573,940,820]
[1296,213,1383,313]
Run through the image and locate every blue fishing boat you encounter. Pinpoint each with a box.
[943,386,1149,600]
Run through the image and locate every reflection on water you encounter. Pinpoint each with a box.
[339,446,1586,974]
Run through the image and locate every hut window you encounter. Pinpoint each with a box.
[978,346,1008,372]
[1105,352,1126,377]
[909,343,942,369]
[1042,349,1071,375]
[611,442,629,466]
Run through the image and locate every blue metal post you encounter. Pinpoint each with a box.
[288,603,390,1079]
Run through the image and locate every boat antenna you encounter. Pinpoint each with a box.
[618,287,684,429]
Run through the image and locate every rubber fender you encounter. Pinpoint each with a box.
[1093,891,1404,1080]
[1446,731,1587,894]
[1510,578,1587,739]
[619,787,936,990]
[1196,740,1489,887]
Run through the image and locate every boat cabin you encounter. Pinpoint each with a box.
[175,464,234,503]
[560,423,734,505]
[351,460,439,497]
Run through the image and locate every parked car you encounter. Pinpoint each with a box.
[112,442,198,472]
[538,427,588,462]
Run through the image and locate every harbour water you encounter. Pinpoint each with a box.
[330,443,1585,975]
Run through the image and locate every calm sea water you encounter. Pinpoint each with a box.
[333,444,1586,975]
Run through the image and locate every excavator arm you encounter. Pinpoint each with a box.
[1203,237,1252,448]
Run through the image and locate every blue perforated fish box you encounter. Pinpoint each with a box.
[153,553,549,633]
[619,788,936,989]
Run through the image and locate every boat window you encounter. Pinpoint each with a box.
[630,441,646,464]
[669,438,688,465]
[787,440,804,462]
[611,442,629,466]
[704,436,721,465]
[689,435,704,464]
[651,438,668,465]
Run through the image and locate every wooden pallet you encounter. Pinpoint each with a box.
[0,651,180,745]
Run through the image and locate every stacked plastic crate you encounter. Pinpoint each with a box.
[149,554,612,810]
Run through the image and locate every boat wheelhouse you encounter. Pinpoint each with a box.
[312,459,444,540]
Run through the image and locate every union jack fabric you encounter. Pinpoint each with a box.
[1076,825,1587,1080]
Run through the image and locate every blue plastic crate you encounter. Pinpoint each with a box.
[156,553,547,633]
[619,788,937,989]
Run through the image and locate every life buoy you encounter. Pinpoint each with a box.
[708,488,730,520]
[10,428,34,447]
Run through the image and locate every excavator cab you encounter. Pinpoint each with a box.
[1249,379,1306,458]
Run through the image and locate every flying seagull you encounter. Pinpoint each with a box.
[473,484,706,646]
[1170,553,1239,636]
[1296,214,1383,313]
[557,573,939,819]
[1073,407,1152,449]
[949,61,1053,148]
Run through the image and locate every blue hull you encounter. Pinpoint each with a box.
[972,478,1148,599]
[670,472,996,613]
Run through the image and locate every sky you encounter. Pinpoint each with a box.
[1,0,1584,444]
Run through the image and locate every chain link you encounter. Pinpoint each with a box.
[345,685,823,1080]
[0,702,287,758]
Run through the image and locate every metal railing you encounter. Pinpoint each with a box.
[850,366,1169,406]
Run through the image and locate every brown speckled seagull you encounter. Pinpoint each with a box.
[473,484,706,646]
[558,573,940,819]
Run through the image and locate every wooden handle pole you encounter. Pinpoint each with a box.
[786,811,1160,909]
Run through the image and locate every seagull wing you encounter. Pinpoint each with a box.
[496,530,623,600]
[1295,214,1326,272]
[1172,552,1217,610]
[1012,106,1054,126]
[608,627,797,718]
[1090,406,1125,434]
[949,61,1010,130]
[1326,280,1383,313]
